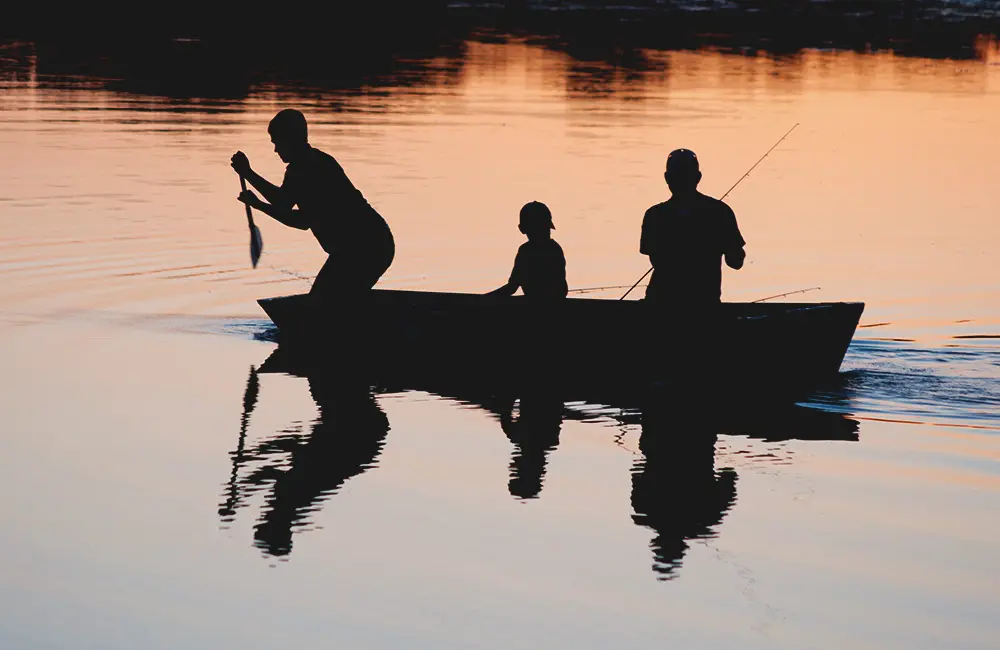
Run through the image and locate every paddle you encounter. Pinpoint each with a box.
[240,175,264,268]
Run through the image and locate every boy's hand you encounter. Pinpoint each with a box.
[237,189,263,210]
[231,151,252,177]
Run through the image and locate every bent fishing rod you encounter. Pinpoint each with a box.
[751,286,820,303]
[619,122,800,300]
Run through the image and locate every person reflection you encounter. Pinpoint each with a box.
[498,390,565,500]
[630,402,737,580]
[223,368,390,557]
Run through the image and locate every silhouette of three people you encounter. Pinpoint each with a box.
[234,111,746,304]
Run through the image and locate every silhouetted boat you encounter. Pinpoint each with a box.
[257,289,864,398]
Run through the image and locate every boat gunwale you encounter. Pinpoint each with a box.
[257,290,865,310]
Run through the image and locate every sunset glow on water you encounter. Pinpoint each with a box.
[1,28,998,649]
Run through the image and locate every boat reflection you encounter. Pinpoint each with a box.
[440,377,859,579]
[222,346,858,579]
[626,397,858,579]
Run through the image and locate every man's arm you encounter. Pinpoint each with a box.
[242,168,288,208]
[639,208,661,268]
[721,203,746,270]
[724,247,745,270]
[232,151,311,230]
[238,191,310,230]
[231,151,295,213]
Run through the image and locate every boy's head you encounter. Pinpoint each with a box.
[268,109,309,163]
[518,201,555,239]
[664,148,702,193]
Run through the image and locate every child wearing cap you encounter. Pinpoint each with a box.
[487,201,568,299]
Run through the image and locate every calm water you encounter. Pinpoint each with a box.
[2,34,999,649]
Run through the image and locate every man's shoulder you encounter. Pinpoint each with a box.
[644,200,672,217]
[290,146,342,174]
[696,192,735,216]
[310,146,342,168]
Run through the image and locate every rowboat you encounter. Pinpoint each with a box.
[257,289,864,400]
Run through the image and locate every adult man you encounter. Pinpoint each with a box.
[231,109,394,298]
[639,149,746,306]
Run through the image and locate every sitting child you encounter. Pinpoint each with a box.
[487,201,568,299]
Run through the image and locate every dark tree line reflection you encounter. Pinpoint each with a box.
[2,3,994,101]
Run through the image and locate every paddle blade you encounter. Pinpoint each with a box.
[250,224,263,268]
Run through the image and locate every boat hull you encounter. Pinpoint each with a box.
[257,290,864,400]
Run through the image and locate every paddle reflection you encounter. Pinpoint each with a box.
[219,366,389,557]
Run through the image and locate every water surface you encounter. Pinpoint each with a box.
[1,34,998,649]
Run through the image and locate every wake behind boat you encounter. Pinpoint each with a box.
[257,289,864,399]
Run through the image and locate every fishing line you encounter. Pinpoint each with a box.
[263,263,314,285]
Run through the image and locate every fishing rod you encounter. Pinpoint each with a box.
[568,284,647,294]
[751,286,820,303]
[619,122,800,300]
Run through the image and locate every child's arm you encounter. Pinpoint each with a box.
[486,280,518,297]
[486,255,521,296]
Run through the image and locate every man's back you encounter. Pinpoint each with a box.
[282,146,390,257]
[640,191,745,303]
